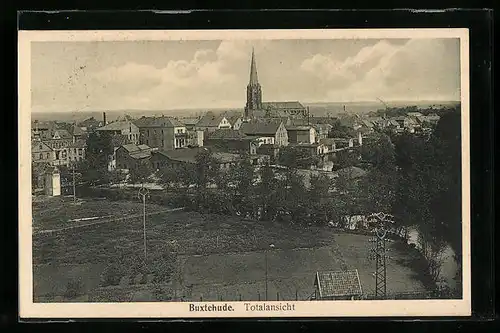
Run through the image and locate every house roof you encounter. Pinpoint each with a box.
[154,147,206,164]
[314,270,363,298]
[207,129,252,140]
[111,134,131,148]
[262,101,305,109]
[67,139,86,148]
[212,152,241,163]
[286,125,313,131]
[178,117,201,126]
[78,117,102,128]
[32,141,53,152]
[134,116,185,128]
[222,111,243,125]
[407,112,424,117]
[240,121,282,136]
[119,143,152,159]
[71,125,85,136]
[361,119,375,128]
[196,112,226,128]
[48,129,72,140]
[97,121,137,132]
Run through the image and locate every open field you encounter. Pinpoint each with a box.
[32,198,427,302]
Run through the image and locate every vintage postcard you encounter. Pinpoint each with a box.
[18,28,470,318]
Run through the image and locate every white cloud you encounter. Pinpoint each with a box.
[301,39,460,102]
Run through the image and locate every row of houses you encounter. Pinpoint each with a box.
[339,112,441,134]
[113,144,270,175]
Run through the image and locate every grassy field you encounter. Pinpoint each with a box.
[32,197,427,302]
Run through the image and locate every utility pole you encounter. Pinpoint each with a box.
[265,244,275,301]
[72,163,76,204]
[138,186,150,268]
[368,213,395,299]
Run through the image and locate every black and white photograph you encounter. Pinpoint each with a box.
[18,29,470,318]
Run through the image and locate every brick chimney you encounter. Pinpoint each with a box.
[103,112,107,125]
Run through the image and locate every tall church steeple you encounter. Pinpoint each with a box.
[245,47,262,119]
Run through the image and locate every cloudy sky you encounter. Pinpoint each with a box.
[31,38,460,112]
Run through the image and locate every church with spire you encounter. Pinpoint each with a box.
[243,48,308,122]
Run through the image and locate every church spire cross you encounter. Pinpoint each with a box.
[249,47,259,85]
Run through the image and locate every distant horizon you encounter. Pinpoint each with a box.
[32,99,461,115]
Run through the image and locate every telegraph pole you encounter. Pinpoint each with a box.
[138,186,150,268]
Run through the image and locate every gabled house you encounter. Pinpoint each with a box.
[134,116,188,150]
[107,134,132,171]
[67,139,86,164]
[96,121,140,145]
[195,112,232,132]
[224,111,244,130]
[240,120,289,147]
[32,141,55,165]
[115,144,152,171]
[286,125,317,144]
[150,147,247,171]
[204,129,259,155]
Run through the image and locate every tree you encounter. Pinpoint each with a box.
[229,154,256,216]
[255,163,278,221]
[129,162,154,186]
[193,149,219,210]
[328,119,356,138]
[392,108,462,288]
[81,131,114,185]
[334,149,360,169]
[308,174,333,225]
[361,133,396,172]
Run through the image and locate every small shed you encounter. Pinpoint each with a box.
[44,166,61,196]
[313,270,363,300]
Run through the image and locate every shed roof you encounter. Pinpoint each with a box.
[314,270,363,298]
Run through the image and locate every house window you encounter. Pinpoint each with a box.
[39,153,43,159]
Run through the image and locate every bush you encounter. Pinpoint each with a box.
[101,263,124,287]
[64,278,85,299]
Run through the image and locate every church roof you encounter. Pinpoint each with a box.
[262,101,305,110]
[249,48,259,86]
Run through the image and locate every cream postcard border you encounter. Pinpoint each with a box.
[18,28,471,318]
